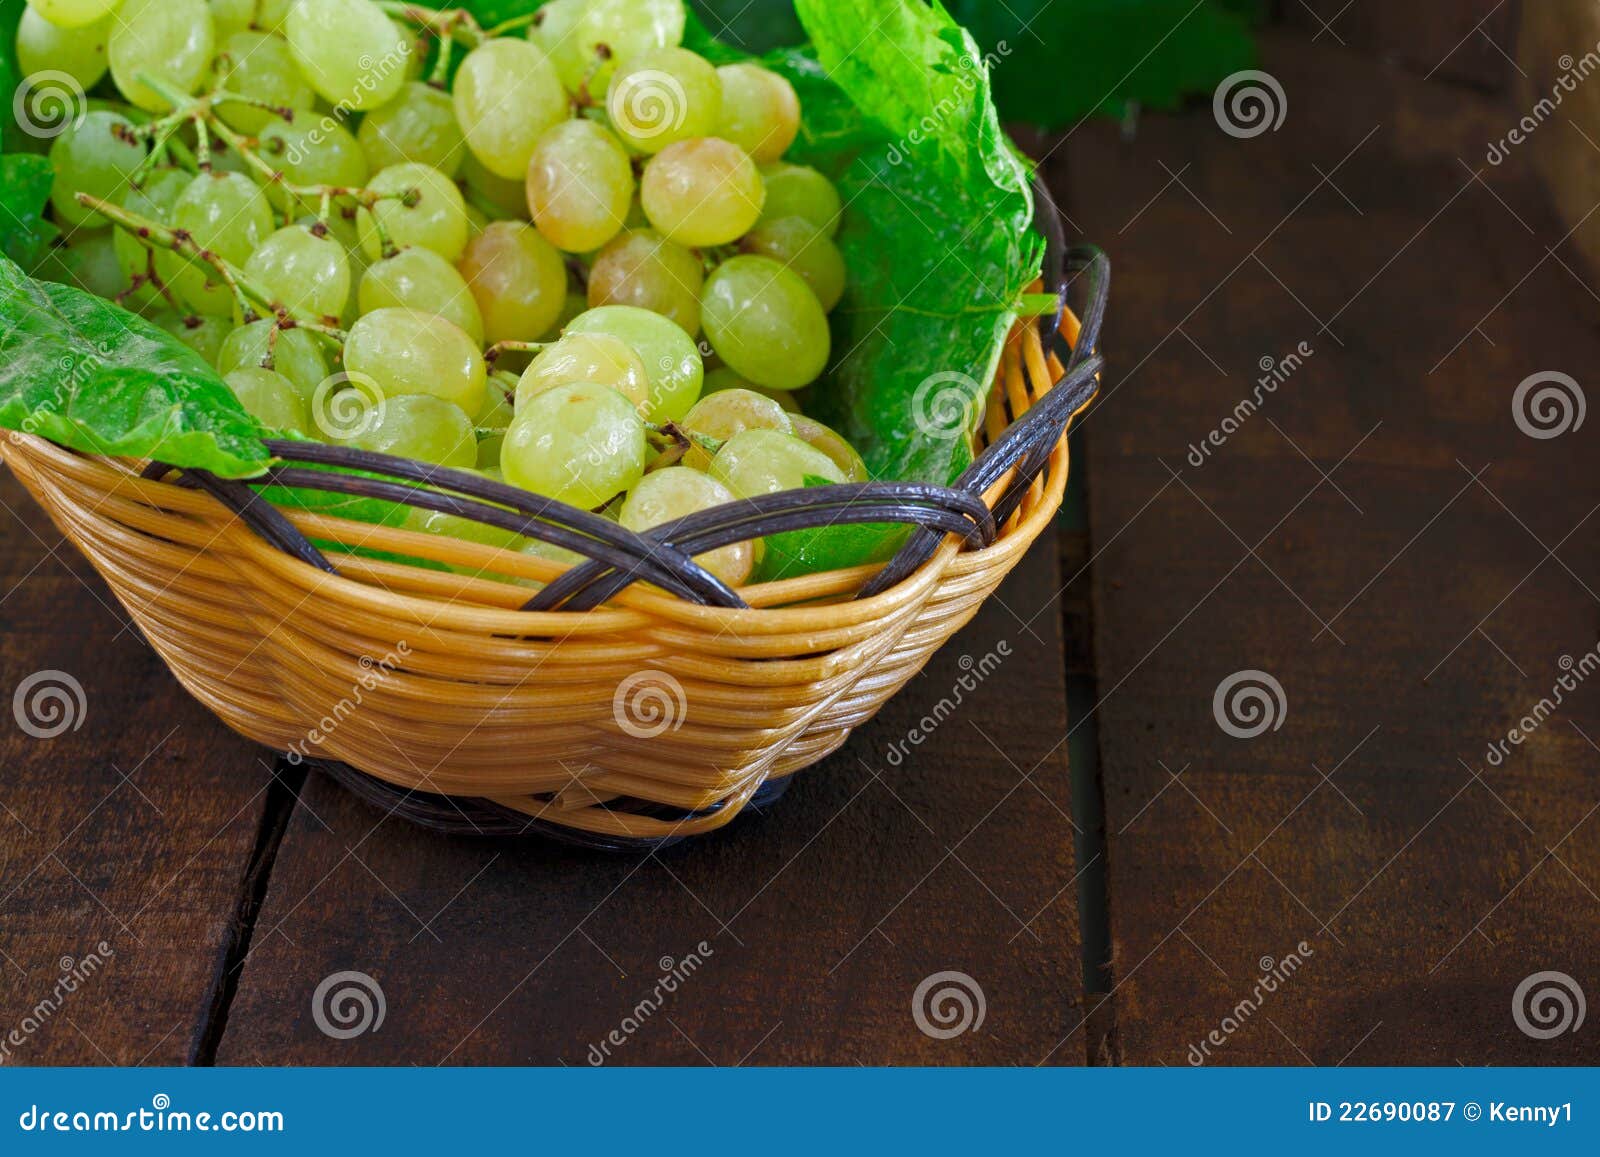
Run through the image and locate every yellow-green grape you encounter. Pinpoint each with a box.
[758,162,842,237]
[358,81,465,178]
[113,169,188,308]
[701,255,830,391]
[641,138,763,248]
[459,151,529,221]
[738,216,847,311]
[714,63,800,164]
[358,162,470,262]
[48,110,145,230]
[606,47,720,155]
[573,0,685,94]
[701,365,797,413]
[24,0,120,29]
[476,432,506,470]
[515,332,649,414]
[217,320,331,401]
[157,313,234,365]
[345,307,487,415]
[207,0,255,39]
[244,224,351,321]
[542,290,588,340]
[39,229,126,299]
[501,383,648,510]
[341,394,477,468]
[458,221,567,347]
[680,387,791,472]
[359,246,484,343]
[526,119,634,255]
[565,305,701,424]
[465,202,489,239]
[169,171,275,316]
[454,38,567,180]
[17,4,111,89]
[587,228,702,335]
[789,414,868,482]
[618,466,751,587]
[476,375,515,428]
[257,116,369,205]
[254,0,294,30]
[108,0,215,112]
[285,0,411,111]
[225,366,309,433]
[405,504,524,554]
[210,30,314,133]
[709,427,845,499]
[526,0,585,87]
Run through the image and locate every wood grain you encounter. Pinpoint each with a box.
[1063,33,1600,1064]
[0,466,277,1064]
[1283,0,1521,93]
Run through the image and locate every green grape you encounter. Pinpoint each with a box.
[358,81,465,178]
[574,0,686,94]
[709,428,845,499]
[758,163,842,237]
[458,221,566,347]
[641,138,763,248]
[210,30,314,133]
[701,365,797,413]
[527,0,586,91]
[108,0,215,112]
[340,394,477,468]
[526,119,634,255]
[17,4,111,89]
[501,383,648,510]
[156,312,234,365]
[244,224,351,320]
[739,216,847,311]
[476,432,506,470]
[225,366,310,433]
[587,228,702,335]
[789,415,868,482]
[113,168,189,308]
[618,466,752,587]
[257,116,369,205]
[477,375,515,428]
[345,307,487,415]
[254,0,294,30]
[358,162,470,262]
[48,110,146,231]
[606,47,720,155]
[454,38,567,181]
[515,332,649,414]
[464,202,489,239]
[25,0,120,31]
[358,246,484,343]
[38,229,127,300]
[285,0,411,111]
[701,256,829,391]
[459,151,529,221]
[217,320,332,400]
[566,305,702,424]
[714,63,800,164]
[207,0,255,39]
[543,290,588,340]
[168,171,275,316]
[406,504,524,554]
[680,387,790,472]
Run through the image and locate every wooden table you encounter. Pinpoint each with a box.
[2,30,1597,1066]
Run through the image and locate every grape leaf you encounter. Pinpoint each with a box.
[0,153,57,269]
[0,0,22,153]
[0,254,271,477]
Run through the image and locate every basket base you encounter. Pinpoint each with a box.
[304,758,795,853]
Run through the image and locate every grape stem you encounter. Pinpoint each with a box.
[647,422,723,459]
[484,340,549,364]
[376,3,489,48]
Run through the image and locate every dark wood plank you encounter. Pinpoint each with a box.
[214,531,1083,1065]
[1283,0,1520,93]
[1065,32,1600,1064]
[0,466,278,1064]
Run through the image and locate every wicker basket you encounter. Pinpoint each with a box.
[1,240,1107,851]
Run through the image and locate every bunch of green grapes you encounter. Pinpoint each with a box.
[25,0,869,587]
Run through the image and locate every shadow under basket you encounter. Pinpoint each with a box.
[2,246,1108,852]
